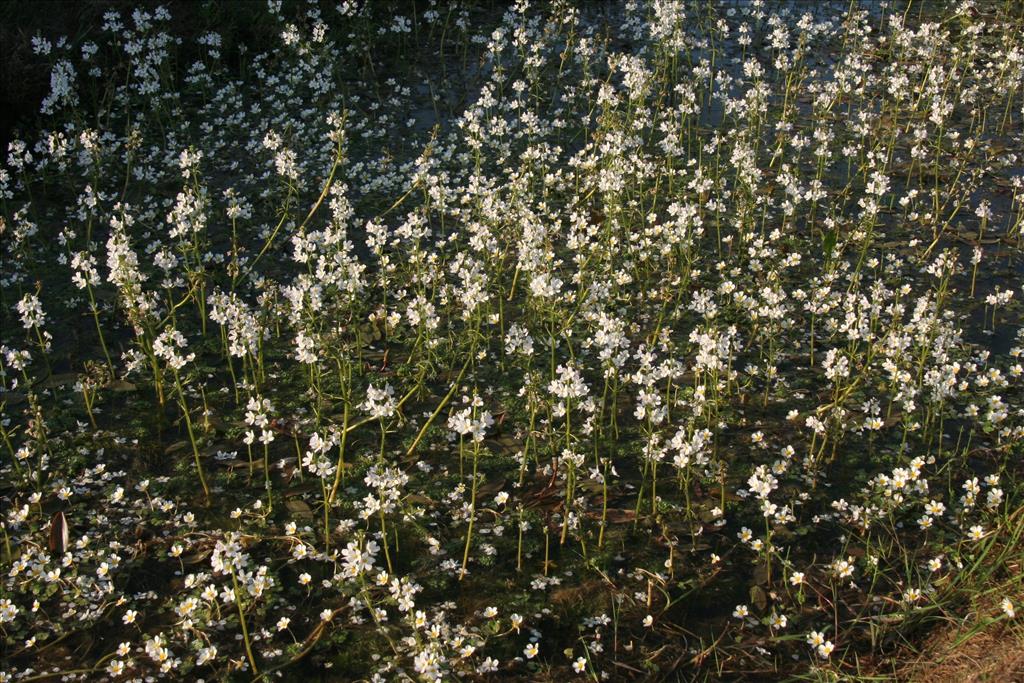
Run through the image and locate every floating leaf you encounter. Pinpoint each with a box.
[477,479,506,496]
[284,499,314,520]
[39,373,79,389]
[405,493,435,506]
[283,483,320,497]
[165,440,190,456]
[750,585,768,612]
[588,508,637,524]
[48,511,70,554]
[0,391,26,406]
[183,548,213,565]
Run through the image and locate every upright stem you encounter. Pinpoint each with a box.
[173,370,210,502]
[231,569,259,674]
[460,439,480,578]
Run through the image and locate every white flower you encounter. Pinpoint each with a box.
[196,645,217,666]
[362,383,397,419]
[523,642,539,659]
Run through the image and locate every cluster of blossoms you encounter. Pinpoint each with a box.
[1,0,1021,681]
[152,328,194,370]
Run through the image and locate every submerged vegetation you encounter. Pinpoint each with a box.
[1,0,1023,680]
